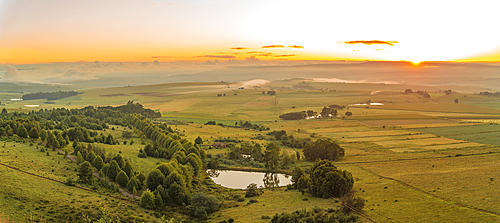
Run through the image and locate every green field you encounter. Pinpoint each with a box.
[1,79,500,222]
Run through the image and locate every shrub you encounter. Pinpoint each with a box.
[245,183,263,197]
[191,193,219,217]
[140,189,156,209]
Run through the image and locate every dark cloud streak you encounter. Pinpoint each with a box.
[340,40,399,46]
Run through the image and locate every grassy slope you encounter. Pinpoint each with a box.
[2,80,500,222]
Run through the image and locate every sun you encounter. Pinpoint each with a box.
[410,60,422,65]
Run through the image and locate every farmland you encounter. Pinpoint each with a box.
[1,78,500,222]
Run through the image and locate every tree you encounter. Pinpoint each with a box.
[0,127,5,136]
[93,155,104,170]
[17,125,28,138]
[195,136,203,145]
[112,154,125,168]
[140,189,156,209]
[57,133,66,147]
[245,183,263,197]
[454,99,459,103]
[77,161,93,184]
[105,134,115,145]
[86,150,96,163]
[303,139,344,162]
[297,176,311,194]
[127,176,139,192]
[29,128,40,139]
[309,159,354,198]
[251,143,263,161]
[116,170,129,188]
[167,182,186,206]
[191,193,219,217]
[345,111,352,117]
[107,160,121,181]
[122,160,134,178]
[291,167,305,187]
[296,151,300,160]
[146,169,165,191]
[281,151,292,169]
[144,144,155,157]
[1,108,7,115]
[341,192,365,214]
[155,193,164,208]
[5,125,13,137]
[76,151,84,165]
[263,143,280,170]
[40,129,47,141]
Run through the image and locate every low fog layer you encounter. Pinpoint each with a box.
[1,61,500,91]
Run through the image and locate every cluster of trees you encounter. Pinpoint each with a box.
[270,209,358,223]
[279,111,307,120]
[303,139,345,162]
[22,90,80,100]
[404,89,431,99]
[215,141,295,170]
[75,143,142,192]
[268,130,312,148]
[280,104,345,120]
[291,159,354,198]
[133,116,205,174]
[140,160,197,209]
[205,120,269,131]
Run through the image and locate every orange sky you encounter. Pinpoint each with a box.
[1,0,500,64]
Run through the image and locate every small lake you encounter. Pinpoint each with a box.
[207,169,292,189]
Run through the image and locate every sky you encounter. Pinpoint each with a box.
[1,0,500,64]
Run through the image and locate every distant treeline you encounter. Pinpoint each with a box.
[22,91,80,100]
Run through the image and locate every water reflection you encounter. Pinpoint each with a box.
[207,169,220,178]
[207,169,291,189]
[263,173,280,188]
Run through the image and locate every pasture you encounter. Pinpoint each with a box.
[2,79,500,222]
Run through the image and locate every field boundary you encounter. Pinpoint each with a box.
[0,160,138,203]
[355,163,500,218]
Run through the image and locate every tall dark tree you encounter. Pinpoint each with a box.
[108,160,121,181]
[116,170,129,187]
[263,143,280,170]
[29,128,40,139]
[77,161,93,184]
[194,136,203,145]
[303,139,344,162]
[17,125,28,138]
[309,159,354,198]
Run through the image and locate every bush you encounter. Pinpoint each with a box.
[191,193,219,217]
[116,170,129,188]
[245,183,263,197]
[140,189,156,209]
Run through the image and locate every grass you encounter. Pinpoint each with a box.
[356,153,500,216]
[3,80,500,222]
[0,139,163,222]
[210,188,341,223]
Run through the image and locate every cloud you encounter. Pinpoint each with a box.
[340,40,399,46]
[273,54,296,57]
[230,47,249,50]
[63,67,87,77]
[244,56,260,63]
[151,56,174,58]
[262,45,285,48]
[2,65,21,82]
[154,60,160,65]
[205,61,217,65]
[196,55,236,59]
[375,49,383,51]
[288,45,304,49]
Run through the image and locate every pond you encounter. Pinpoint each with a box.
[207,169,292,189]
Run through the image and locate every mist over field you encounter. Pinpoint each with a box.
[2,61,500,92]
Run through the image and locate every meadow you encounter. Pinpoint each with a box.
[1,79,500,222]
